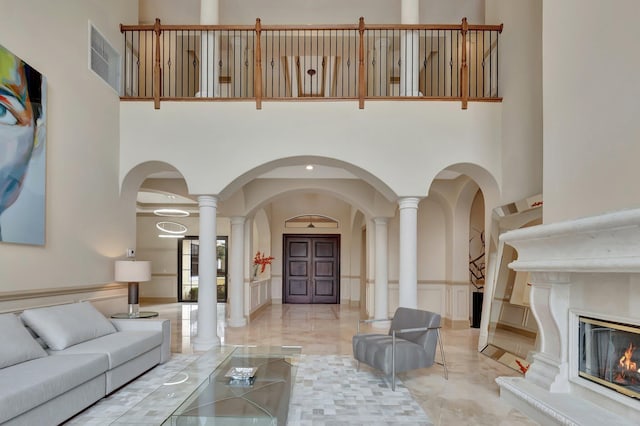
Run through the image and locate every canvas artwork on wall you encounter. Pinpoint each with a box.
[0,44,46,245]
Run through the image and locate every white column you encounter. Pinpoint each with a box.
[228,216,247,327]
[200,0,218,23]
[193,195,220,350]
[398,197,420,308]
[401,0,419,24]
[400,0,420,96]
[374,218,389,322]
[199,0,219,97]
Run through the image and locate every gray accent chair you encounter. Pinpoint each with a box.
[352,307,448,391]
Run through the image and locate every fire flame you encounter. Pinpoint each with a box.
[619,343,637,372]
[614,342,638,382]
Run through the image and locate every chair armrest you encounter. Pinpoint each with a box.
[359,318,393,324]
[393,325,440,334]
[110,318,171,364]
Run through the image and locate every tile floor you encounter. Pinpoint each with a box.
[144,302,539,425]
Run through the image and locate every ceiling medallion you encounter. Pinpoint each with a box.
[153,208,189,217]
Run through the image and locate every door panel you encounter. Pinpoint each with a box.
[284,234,340,304]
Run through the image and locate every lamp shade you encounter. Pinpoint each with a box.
[115,260,151,282]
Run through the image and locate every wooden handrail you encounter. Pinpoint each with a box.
[120,22,502,33]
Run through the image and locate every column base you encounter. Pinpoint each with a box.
[228,317,247,327]
[193,335,221,351]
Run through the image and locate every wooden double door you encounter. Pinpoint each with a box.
[283,234,340,304]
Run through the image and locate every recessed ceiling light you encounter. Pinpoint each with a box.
[154,208,189,217]
[305,165,314,171]
[158,234,185,238]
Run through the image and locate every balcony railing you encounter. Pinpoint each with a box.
[120,18,502,110]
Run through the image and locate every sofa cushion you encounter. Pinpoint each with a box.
[0,314,48,369]
[21,302,116,350]
[0,353,108,424]
[49,330,162,369]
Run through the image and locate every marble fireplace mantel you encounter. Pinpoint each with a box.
[494,208,640,426]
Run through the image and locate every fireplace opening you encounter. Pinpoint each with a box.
[579,316,640,400]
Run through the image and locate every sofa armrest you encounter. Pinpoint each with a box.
[110,318,171,364]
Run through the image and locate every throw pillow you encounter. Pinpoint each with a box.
[21,302,116,350]
[0,313,48,369]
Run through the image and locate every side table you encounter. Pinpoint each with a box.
[111,311,159,319]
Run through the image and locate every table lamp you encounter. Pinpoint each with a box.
[115,260,151,317]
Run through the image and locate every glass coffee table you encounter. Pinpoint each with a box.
[111,345,301,426]
[163,346,300,425]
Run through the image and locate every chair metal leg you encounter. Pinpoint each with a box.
[437,328,448,380]
[391,331,396,391]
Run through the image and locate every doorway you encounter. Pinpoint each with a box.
[177,236,228,303]
[283,234,340,304]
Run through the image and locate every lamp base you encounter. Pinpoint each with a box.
[128,303,140,318]
[128,282,140,317]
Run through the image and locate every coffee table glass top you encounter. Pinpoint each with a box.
[163,346,301,425]
[110,345,300,425]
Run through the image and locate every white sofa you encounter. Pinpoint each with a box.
[0,302,170,425]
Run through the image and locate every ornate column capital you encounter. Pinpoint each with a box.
[398,197,421,210]
[198,195,218,208]
[230,216,245,226]
[373,217,389,226]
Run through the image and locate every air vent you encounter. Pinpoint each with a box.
[90,23,121,94]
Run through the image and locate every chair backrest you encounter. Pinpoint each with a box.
[388,307,441,352]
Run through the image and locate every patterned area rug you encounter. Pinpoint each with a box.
[67,353,432,425]
[289,355,432,425]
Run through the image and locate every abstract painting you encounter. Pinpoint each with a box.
[0,44,46,245]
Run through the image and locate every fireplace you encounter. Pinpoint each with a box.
[494,208,640,425]
[579,316,640,400]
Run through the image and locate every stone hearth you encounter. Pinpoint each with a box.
[495,208,640,426]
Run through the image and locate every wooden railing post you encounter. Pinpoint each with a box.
[255,18,263,110]
[358,17,366,109]
[460,17,469,110]
[153,18,162,109]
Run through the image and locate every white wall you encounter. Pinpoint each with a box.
[542,0,640,223]
[139,0,485,26]
[485,0,543,204]
[417,199,447,280]
[121,102,504,200]
[0,0,137,294]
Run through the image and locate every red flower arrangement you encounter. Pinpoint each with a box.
[253,251,275,273]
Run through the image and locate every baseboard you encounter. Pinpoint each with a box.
[140,297,177,305]
[495,322,537,339]
[249,300,272,321]
[444,318,470,329]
